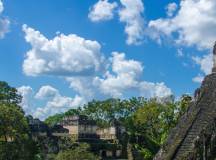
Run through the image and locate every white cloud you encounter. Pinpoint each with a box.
[111,52,143,77]
[95,52,143,97]
[35,94,84,120]
[67,52,172,99]
[192,53,213,83]
[149,0,216,49]
[35,85,59,99]
[88,0,118,22]
[67,77,98,100]
[18,85,85,120]
[0,0,3,14]
[0,1,9,39]
[139,81,172,98]
[192,53,213,75]
[119,0,145,45]
[17,86,34,114]
[88,0,146,45]
[21,25,172,117]
[192,74,204,83]
[166,2,178,17]
[99,52,172,98]
[22,24,105,77]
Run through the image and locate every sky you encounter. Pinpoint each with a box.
[0,0,214,120]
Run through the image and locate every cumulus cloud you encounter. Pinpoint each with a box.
[0,1,9,39]
[67,52,172,100]
[166,2,178,17]
[18,85,85,120]
[192,53,213,75]
[22,24,105,77]
[95,52,143,97]
[149,0,216,49]
[21,25,172,118]
[99,52,171,98]
[34,86,85,120]
[139,81,172,98]
[192,74,204,83]
[35,85,59,99]
[17,86,34,114]
[192,53,213,83]
[119,0,145,45]
[67,77,98,100]
[88,0,118,22]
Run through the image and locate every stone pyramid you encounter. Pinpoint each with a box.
[154,43,216,160]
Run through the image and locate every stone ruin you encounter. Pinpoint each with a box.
[154,43,216,160]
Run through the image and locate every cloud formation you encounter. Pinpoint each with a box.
[149,0,216,49]
[88,0,118,22]
[192,53,213,83]
[96,52,143,97]
[0,0,9,39]
[119,0,145,45]
[21,25,172,119]
[192,54,213,75]
[22,24,105,77]
[89,0,145,45]
[192,74,204,83]
[67,52,172,100]
[18,85,84,120]
[166,2,178,17]
[17,86,34,114]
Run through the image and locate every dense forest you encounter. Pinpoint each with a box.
[0,81,192,160]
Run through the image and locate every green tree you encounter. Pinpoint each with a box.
[0,81,39,160]
[55,143,99,160]
[0,103,39,160]
[0,81,22,106]
[176,94,192,118]
[44,113,64,126]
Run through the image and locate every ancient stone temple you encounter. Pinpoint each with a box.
[61,115,124,141]
[154,43,216,160]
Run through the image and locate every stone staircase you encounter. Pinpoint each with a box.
[154,73,216,160]
[174,108,216,159]
[173,74,216,159]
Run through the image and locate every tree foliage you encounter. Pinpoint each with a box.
[44,95,192,159]
[0,81,39,160]
[0,81,22,106]
[0,80,193,160]
[55,143,99,160]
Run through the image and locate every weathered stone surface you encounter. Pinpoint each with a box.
[154,73,216,160]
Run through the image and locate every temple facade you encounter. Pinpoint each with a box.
[28,115,125,159]
[61,115,123,141]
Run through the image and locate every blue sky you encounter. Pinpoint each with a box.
[0,0,214,119]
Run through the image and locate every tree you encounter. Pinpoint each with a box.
[0,103,39,160]
[44,113,64,126]
[0,103,28,142]
[55,143,99,160]
[0,81,22,106]
[0,81,38,160]
[176,94,192,118]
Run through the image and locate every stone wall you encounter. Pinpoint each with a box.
[154,73,216,160]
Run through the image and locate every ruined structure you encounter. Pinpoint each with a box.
[61,115,124,141]
[29,115,125,159]
[154,43,216,160]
